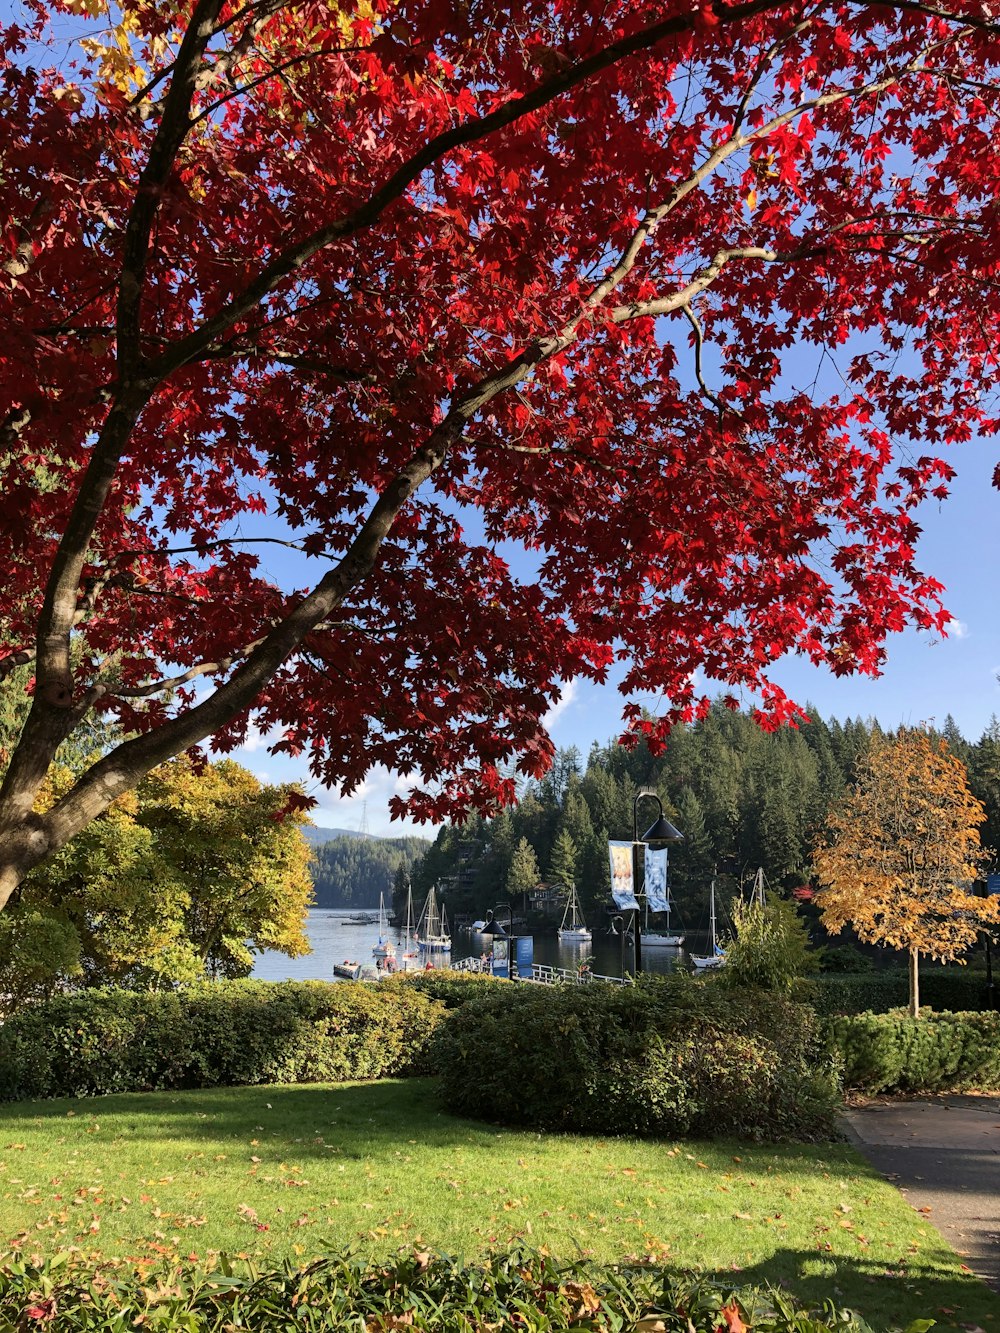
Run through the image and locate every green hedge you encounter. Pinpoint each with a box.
[0,980,443,1101]
[381,968,507,1007]
[828,1009,1000,1093]
[0,1246,897,1333]
[432,975,840,1142]
[808,968,994,1016]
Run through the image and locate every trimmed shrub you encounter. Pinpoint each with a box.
[828,1008,1000,1093]
[381,968,507,1008]
[808,968,993,1016]
[0,1246,883,1333]
[432,974,840,1141]
[0,980,443,1101]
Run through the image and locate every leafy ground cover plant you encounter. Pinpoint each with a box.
[0,1246,942,1333]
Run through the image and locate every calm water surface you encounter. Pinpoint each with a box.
[252,908,692,981]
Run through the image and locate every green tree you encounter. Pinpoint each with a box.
[969,717,1000,872]
[547,829,578,889]
[138,759,314,977]
[506,838,540,900]
[720,895,817,994]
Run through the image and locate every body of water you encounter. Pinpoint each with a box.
[253,908,696,982]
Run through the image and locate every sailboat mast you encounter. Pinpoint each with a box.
[709,877,717,954]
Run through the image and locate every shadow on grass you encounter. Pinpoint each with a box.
[2,1079,475,1157]
[0,1080,872,1167]
[696,1246,998,1330]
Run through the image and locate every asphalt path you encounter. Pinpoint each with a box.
[842,1095,1000,1293]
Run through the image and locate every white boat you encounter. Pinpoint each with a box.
[415,884,451,953]
[467,919,487,932]
[691,878,726,970]
[399,884,421,971]
[640,892,684,949]
[333,960,363,980]
[641,928,686,948]
[558,884,591,942]
[372,893,397,961]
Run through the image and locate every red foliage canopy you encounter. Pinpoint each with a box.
[1,0,999,891]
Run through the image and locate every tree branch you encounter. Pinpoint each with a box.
[681,304,732,422]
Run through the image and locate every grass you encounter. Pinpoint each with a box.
[0,1078,993,1329]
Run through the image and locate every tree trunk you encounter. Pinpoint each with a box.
[908,946,920,1018]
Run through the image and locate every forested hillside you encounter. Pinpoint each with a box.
[310,835,430,909]
[408,704,1000,926]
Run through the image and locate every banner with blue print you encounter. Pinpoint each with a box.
[608,841,639,911]
[644,846,670,913]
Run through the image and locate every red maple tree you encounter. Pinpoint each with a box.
[1,0,998,901]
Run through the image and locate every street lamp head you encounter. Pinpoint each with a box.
[481,911,508,939]
[642,814,684,844]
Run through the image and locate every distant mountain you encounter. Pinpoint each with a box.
[309,833,431,908]
[301,825,368,848]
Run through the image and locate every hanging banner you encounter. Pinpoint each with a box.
[608,841,639,911]
[644,846,670,914]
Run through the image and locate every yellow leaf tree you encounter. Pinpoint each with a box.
[813,728,999,1017]
[16,757,312,990]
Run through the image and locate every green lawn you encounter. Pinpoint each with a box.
[0,1079,992,1329]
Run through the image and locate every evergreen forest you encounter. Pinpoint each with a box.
[405,703,1000,928]
[310,835,430,908]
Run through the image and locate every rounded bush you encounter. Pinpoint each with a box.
[431,975,839,1141]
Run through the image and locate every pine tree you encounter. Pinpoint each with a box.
[547,829,578,889]
[506,838,541,900]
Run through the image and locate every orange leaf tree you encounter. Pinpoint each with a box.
[813,729,998,1017]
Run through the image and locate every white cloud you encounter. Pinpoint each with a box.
[238,720,273,753]
[542,679,580,731]
[946,618,969,639]
[310,766,428,839]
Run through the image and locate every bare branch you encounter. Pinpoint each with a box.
[681,304,733,422]
[94,638,266,700]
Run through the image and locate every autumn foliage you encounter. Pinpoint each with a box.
[813,729,1000,1015]
[3,0,1000,896]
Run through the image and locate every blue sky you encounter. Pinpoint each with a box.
[234,435,998,838]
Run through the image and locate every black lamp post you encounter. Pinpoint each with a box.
[608,913,627,981]
[482,905,514,978]
[632,788,684,976]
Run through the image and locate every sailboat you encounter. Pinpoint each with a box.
[400,883,420,970]
[640,885,685,948]
[691,877,726,970]
[372,893,396,962]
[415,884,451,954]
[558,883,591,942]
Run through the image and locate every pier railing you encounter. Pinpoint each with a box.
[449,958,626,985]
[527,963,627,986]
